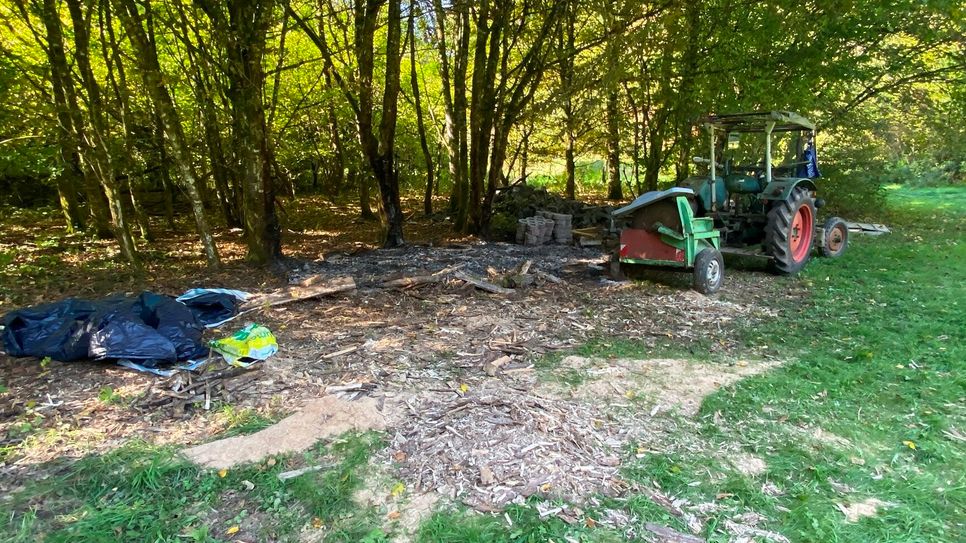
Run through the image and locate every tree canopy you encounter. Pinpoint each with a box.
[0,0,962,264]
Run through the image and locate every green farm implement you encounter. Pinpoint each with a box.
[612,111,850,293]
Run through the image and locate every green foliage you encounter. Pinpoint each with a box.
[97,386,124,405]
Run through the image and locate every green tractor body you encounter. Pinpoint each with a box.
[679,111,832,274]
[612,111,848,292]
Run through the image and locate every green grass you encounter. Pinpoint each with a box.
[0,432,385,542]
[419,185,966,542]
[626,185,964,542]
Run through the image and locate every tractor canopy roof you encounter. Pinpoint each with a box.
[701,111,815,133]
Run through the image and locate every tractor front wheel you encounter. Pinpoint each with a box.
[765,186,816,274]
[693,248,724,294]
[820,216,849,258]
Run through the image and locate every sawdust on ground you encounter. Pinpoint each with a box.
[731,453,768,477]
[539,356,779,416]
[183,395,387,469]
[836,498,891,523]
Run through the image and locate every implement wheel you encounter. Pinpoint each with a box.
[693,248,724,294]
[821,216,849,258]
[765,186,816,274]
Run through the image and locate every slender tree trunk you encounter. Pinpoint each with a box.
[101,2,152,241]
[54,152,84,233]
[408,1,435,215]
[65,0,140,264]
[374,0,405,246]
[644,128,663,192]
[33,0,111,237]
[624,84,642,195]
[519,122,530,185]
[606,88,622,200]
[604,8,622,200]
[359,174,376,220]
[117,0,220,267]
[153,115,176,230]
[321,66,346,195]
[432,0,469,227]
[561,2,577,200]
[565,140,576,199]
[47,61,84,232]
[173,3,240,227]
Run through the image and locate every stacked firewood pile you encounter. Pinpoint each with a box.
[492,185,613,235]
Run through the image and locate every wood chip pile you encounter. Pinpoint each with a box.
[387,379,650,511]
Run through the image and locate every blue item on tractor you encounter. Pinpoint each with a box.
[797,140,821,179]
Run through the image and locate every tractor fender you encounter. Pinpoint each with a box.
[759,177,817,202]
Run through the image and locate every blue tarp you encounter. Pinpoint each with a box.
[1,289,248,372]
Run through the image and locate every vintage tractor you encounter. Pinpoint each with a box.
[611,111,848,292]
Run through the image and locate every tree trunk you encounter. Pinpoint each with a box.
[625,84,642,195]
[644,128,663,192]
[519,122,530,186]
[34,0,111,237]
[359,174,376,220]
[604,8,622,200]
[561,2,577,200]
[205,0,282,265]
[173,3,241,227]
[565,139,576,199]
[432,0,469,228]
[408,1,434,216]
[102,2,153,241]
[65,0,140,265]
[606,88,622,200]
[117,0,220,267]
[374,0,405,247]
[54,152,84,233]
[153,115,176,230]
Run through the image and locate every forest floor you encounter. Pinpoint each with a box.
[0,187,964,542]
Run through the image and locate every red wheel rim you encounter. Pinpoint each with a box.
[827,225,846,252]
[789,204,814,263]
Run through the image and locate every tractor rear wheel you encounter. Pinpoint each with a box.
[693,247,724,294]
[820,216,849,258]
[765,186,816,274]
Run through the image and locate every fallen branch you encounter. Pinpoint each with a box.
[277,463,337,481]
[320,345,360,359]
[453,271,516,295]
[244,276,356,312]
[535,270,563,284]
[378,264,465,289]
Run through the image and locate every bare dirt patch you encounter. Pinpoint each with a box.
[184,395,386,469]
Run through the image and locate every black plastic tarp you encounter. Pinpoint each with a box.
[1,291,224,364]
